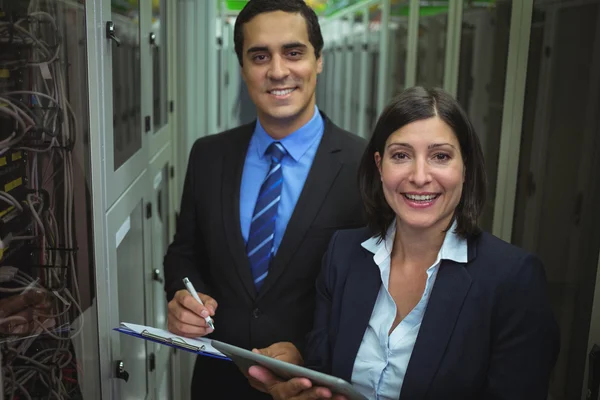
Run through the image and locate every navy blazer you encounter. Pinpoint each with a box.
[304,227,560,399]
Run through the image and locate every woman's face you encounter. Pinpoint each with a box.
[375,117,465,233]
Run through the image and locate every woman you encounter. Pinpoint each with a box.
[249,87,560,400]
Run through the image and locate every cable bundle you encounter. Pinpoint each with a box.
[1,1,84,398]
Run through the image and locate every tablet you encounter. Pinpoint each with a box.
[211,340,367,400]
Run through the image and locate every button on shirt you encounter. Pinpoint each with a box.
[240,106,324,253]
[351,220,468,400]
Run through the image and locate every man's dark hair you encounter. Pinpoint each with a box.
[234,0,324,66]
[358,86,487,240]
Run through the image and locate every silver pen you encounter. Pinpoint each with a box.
[182,277,215,330]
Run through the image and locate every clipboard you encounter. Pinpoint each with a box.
[114,322,230,361]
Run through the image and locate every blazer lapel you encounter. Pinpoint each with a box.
[257,116,343,298]
[400,259,473,399]
[333,250,381,382]
[221,123,258,300]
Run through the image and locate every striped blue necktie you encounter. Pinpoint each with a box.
[246,142,287,290]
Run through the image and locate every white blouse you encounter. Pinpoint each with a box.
[351,220,468,399]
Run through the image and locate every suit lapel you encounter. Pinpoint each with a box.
[400,259,473,399]
[221,124,258,300]
[257,116,343,298]
[333,250,381,382]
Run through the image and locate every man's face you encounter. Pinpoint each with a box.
[241,11,323,127]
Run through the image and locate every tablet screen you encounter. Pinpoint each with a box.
[211,340,367,400]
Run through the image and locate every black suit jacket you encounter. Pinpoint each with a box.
[305,228,560,399]
[163,113,366,351]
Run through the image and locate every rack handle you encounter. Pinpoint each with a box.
[106,21,121,47]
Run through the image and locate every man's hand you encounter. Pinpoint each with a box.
[241,342,304,393]
[248,365,348,400]
[167,289,217,337]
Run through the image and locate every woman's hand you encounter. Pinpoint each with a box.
[241,342,304,393]
[248,363,348,400]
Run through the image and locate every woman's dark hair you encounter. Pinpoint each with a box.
[358,86,487,240]
[234,0,324,66]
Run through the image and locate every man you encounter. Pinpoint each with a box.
[163,0,366,398]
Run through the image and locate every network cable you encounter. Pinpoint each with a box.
[0,1,84,398]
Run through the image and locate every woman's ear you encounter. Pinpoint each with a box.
[374,152,383,180]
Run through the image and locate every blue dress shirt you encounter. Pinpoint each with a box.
[240,106,324,254]
[351,219,468,399]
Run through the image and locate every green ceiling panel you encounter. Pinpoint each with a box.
[224,0,496,17]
